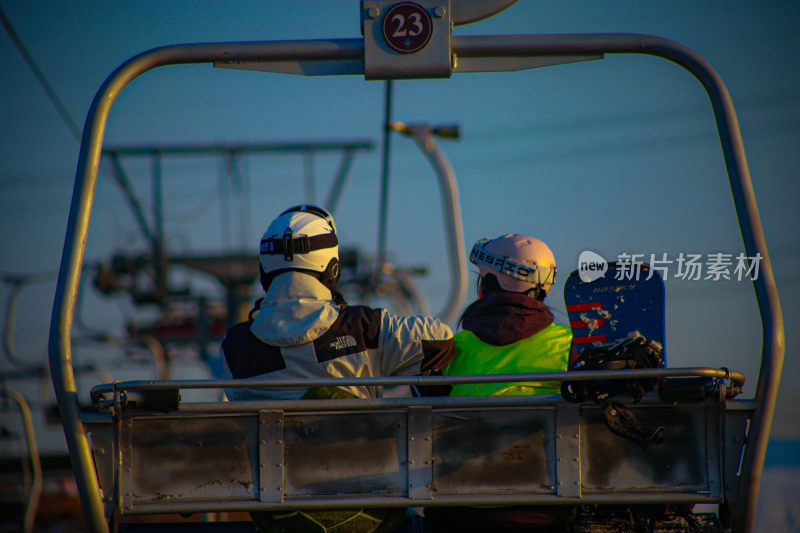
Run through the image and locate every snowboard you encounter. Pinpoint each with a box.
[564,261,666,365]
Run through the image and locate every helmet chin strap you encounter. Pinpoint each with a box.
[528,286,547,302]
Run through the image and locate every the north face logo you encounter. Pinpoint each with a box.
[330,335,357,350]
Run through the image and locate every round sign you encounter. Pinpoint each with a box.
[382,2,433,54]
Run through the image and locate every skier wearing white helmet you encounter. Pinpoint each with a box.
[441,233,576,397]
[220,204,457,401]
[221,204,456,532]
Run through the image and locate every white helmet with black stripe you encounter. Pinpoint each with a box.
[259,204,340,289]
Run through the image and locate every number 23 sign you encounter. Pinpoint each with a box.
[382,2,433,53]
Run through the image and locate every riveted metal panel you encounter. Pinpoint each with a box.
[259,410,284,503]
[722,403,754,509]
[120,417,133,513]
[556,403,581,498]
[431,407,556,496]
[282,411,408,497]
[581,404,715,494]
[706,403,722,499]
[408,406,433,500]
[86,420,114,515]
[127,415,259,506]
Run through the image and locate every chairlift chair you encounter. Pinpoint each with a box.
[49,2,783,532]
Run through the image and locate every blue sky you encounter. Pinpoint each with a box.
[0,0,798,442]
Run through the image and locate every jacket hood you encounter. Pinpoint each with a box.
[250,271,341,347]
[460,292,554,346]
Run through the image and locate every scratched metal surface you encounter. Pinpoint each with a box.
[431,407,556,494]
[128,415,259,503]
[580,403,717,494]
[283,411,409,496]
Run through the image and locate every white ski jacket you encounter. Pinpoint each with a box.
[221,272,455,400]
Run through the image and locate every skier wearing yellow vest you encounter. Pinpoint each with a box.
[426,234,578,531]
[443,233,577,396]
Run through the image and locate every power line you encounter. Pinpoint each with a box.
[475,90,800,144]
[0,5,81,141]
[0,112,796,222]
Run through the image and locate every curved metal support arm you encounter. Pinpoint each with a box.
[48,38,363,533]
[3,280,27,368]
[389,122,468,325]
[4,275,53,373]
[1,387,42,533]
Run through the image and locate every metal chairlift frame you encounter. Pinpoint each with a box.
[0,386,42,533]
[388,121,467,325]
[49,2,783,532]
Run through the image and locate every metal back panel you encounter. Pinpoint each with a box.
[581,405,719,493]
[127,416,259,507]
[431,408,555,495]
[88,399,730,516]
[284,410,409,497]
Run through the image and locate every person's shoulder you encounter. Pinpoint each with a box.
[222,321,266,353]
[310,305,383,354]
[222,321,286,378]
[337,304,383,325]
[381,311,454,340]
[548,320,572,334]
[224,321,254,341]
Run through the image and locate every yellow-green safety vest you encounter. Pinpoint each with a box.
[444,322,572,396]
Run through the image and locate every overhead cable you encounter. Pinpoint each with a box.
[0,5,82,140]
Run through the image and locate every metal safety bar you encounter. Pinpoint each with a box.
[89,367,745,405]
[50,33,782,533]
